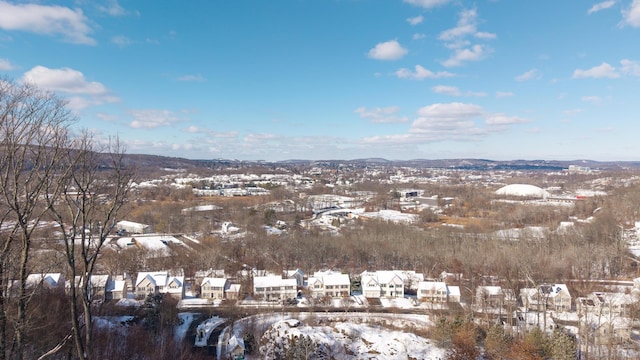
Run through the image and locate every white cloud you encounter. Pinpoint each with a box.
[622,0,640,26]
[96,112,117,122]
[395,65,455,80]
[363,102,527,145]
[403,0,452,9]
[573,62,620,78]
[620,59,640,76]
[129,109,183,129]
[496,91,514,98]
[515,69,541,81]
[176,74,207,82]
[0,1,95,45]
[485,113,527,125]
[582,95,602,104]
[474,32,497,39]
[407,15,423,26]
[355,106,408,123]
[0,58,15,70]
[22,66,106,94]
[111,35,132,47]
[412,33,426,40]
[367,40,408,60]
[439,9,478,41]
[432,85,486,97]
[97,0,127,16]
[441,44,489,67]
[588,0,616,14]
[432,85,462,96]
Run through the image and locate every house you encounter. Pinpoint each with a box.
[476,286,516,309]
[70,274,111,301]
[520,284,571,312]
[417,281,449,303]
[253,275,297,302]
[135,271,185,299]
[284,269,305,288]
[227,335,245,360]
[200,277,228,300]
[105,279,126,300]
[225,283,242,300]
[361,271,404,298]
[577,292,635,317]
[24,273,66,293]
[308,271,350,299]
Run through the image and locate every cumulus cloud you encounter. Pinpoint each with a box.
[0,58,15,70]
[355,106,409,123]
[622,0,640,26]
[367,40,408,60]
[515,69,541,81]
[441,44,489,67]
[395,65,455,80]
[412,33,426,40]
[129,109,183,129]
[407,15,423,26]
[363,102,527,145]
[588,0,616,14]
[403,0,452,9]
[0,1,95,45]
[573,62,620,78]
[432,85,486,97]
[474,31,497,39]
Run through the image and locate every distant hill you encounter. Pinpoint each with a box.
[115,153,640,172]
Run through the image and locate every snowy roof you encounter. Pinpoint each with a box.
[202,277,227,287]
[418,281,447,291]
[495,184,550,198]
[253,276,297,288]
[135,271,169,287]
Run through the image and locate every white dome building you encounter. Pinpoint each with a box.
[495,184,550,199]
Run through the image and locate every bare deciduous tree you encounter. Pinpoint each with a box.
[0,79,73,360]
[47,132,133,360]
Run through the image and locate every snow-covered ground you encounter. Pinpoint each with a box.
[226,312,443,360]
[194,316,225,347]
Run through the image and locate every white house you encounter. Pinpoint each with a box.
[520,284,571,312]
[360,271,404,298]
[417,281,449,303]
[201,277,228,300]
[308,271,350,299]
[135,271,185,299]
[253,275,297,302]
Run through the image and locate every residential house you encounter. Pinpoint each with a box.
[135,271,185,299]
[70,274,111,301]
[361,271,404,298]
[253,275,297,302]
[24,273,66,294]
[201,277,228,300]
[308,271,350,299]
[576,292,635,318]
[225,283,242,301]
[105,279,126,300]
[476,286,516,309]
[284,269,305,288]
[227,335,246,360]
[520,284,571,312]
[417,281,449,303]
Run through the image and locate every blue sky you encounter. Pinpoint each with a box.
[1,0,639,161]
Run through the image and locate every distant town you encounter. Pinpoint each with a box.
[7,153,640,359]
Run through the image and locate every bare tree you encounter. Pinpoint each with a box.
[47,132,133,360]
[0,79,73,360]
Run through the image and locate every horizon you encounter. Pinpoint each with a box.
[2,0,640,161]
